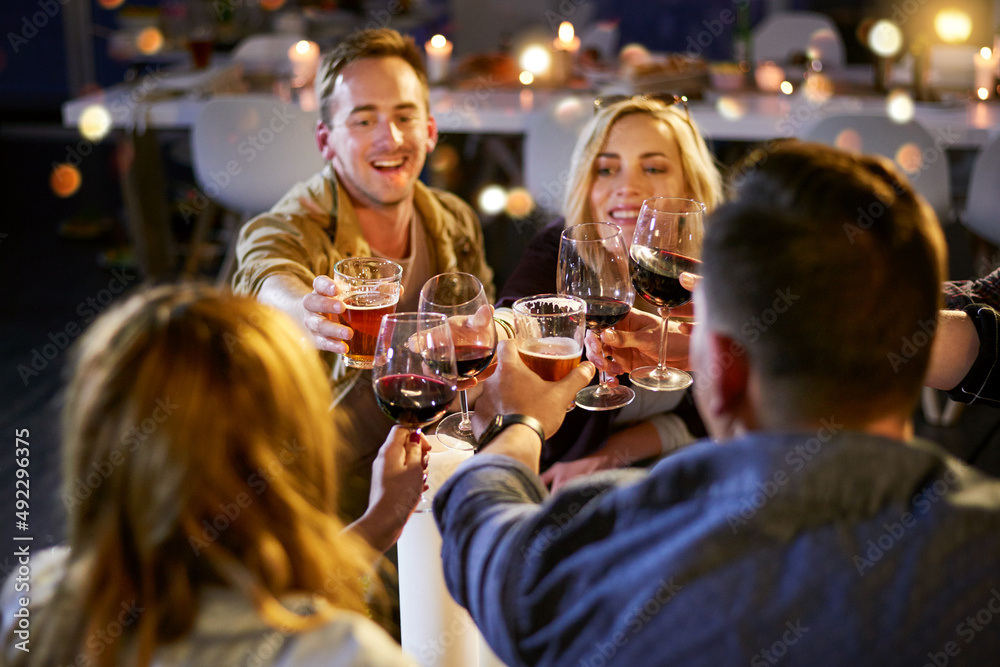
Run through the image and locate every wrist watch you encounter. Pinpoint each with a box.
[475,413,546,453]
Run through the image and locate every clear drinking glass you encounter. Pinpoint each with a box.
[418,272,496,451]
[332,257,402,369]
[628,197,705,391]
[558,222,635,410]
[372,312,458,506]
[512,294,587,386]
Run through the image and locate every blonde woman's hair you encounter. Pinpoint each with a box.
[563,97,724,228]
[11,284,379,666]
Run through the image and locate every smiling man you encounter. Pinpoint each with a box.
[233,28,494,524]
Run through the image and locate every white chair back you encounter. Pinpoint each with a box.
[231,34,308,74]
[800,113,952,223]
[191,95,325,215]
[522,98,591,214]
[963,131,1000,246]
[752,11,845,67]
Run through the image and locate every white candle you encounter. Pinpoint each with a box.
[425,34,453,85]
[974,47,995,99]
[287,40,320,87]
[398,436,480,666]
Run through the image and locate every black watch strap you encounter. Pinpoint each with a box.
[947,304,1000,407]
[475,414,546,453]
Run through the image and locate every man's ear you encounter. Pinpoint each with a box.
[316,120,336,162]
[701,331,751,423]
[425,113,438,153]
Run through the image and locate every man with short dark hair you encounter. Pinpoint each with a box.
[233,28,494,522]
[434,141,1000,665]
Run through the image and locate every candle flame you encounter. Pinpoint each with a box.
[558,22,575,44]
[430,34,447,49]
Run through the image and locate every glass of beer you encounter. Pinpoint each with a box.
[512,294,586,383]
[333,257,403,369]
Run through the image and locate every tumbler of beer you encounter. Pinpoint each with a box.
[512,294,586,381]
[333,257,403,369]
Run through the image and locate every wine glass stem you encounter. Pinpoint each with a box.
[657,308,673,377]
[458,390,473,432]
[595,327,612,395]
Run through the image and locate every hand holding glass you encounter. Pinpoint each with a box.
[333,257,402,369]
[628,197,705,391]
[558,222,635,410]
[372,312,458,506]
[512,294,587,393]
[418,272,496,451]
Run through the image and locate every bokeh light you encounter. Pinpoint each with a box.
[803,74,834,103]
[779,80,794,95]
[260,0,287,10]
[51,164,82,198]
[934,9,972,44]
[505,187,535,217]
[868,19,904,58]
[520,45,552,76]
[979,87,991,100]
[430,144,460,173]
[834,129,863,153]
[886,89,915,123]
[715,96,746,120]
[78,104,113,142]
[519,71,534,85]
[136,27,164,55]
[896,143,923,174]
[558,22,575,44]
[97,0,126,8]
[477,185,508,215]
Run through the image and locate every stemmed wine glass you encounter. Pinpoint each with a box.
[558,222,635,411]
[628,197,705,392]
[418,273,497,451]
[372,312,458,505]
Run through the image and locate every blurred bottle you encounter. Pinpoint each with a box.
[732,2,752,80]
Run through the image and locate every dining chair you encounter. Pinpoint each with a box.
[231,33,309,74]
[961,130,1000,252]
[189,95,324,283]
[522,99,591,214]
[752,10,846,68]
[800,113,953,225]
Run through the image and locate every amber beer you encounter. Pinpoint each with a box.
[338,292,399,369]
[517,337,582,381]
[332,257,403,369]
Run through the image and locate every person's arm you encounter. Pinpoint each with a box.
[587,309,692,380]
[943,268,1000,310]
[259,274,354,354]
[925,308,980,390]
[469,339,595,471]
[345,426,430,553]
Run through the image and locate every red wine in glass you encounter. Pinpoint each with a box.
[454,343,496,379]
[629,249,701,309]
[374,374,457,428]
[581,296,631,330]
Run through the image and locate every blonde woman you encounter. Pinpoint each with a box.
[496,95,723,486]
[1,284,422,666]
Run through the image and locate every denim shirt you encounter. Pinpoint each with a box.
[434,431,1000,666]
